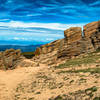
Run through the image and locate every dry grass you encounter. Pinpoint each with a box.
[56,52,100,69]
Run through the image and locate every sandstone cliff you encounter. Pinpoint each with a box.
[64,27,82,44]
[84,21,100,49]
[34,20,100,65]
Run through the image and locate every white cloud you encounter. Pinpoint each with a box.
[13,37,19,40]
[0,19,10,21]
[0,21,86,31]
[13,37,28,40]
[46,38,54,41]
[0,20,86,42]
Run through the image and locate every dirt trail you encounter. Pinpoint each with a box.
[0,59,100,100]
[0,60,47,100]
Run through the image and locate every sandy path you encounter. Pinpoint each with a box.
[0,60,100,100]
[0,63,47,100]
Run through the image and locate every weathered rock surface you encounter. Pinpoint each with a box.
[0,49,22,70]
[84,21,100,49]
[34,20,100,65]
[58,21,100,59]
[64,27,82,44]
[0,21,100,68]
[57,38,94,58]
[34,39,64,55]
[84,21,100,38]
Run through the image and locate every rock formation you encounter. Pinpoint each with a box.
[0,49,22,70]
[84,21,100,49]
[83,21,100,38]
[64,27,82,44]
[34,20,100,65]
[1,20,100,68]
[34,39,64,55]
[57,38,94,58]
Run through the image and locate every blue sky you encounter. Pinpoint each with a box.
[0,0,100,45]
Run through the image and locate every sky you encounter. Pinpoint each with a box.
[0,0,100,45]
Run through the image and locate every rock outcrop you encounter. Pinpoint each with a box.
[57,38,94,58]
[58,21,100,59]
[84,21,100,38]
[58,26,94,58]
[0,20,100,69]
[0,49,22,70]
[34,20,100,65]
[64,27,82,44]
[84,21,100,49]
[34,39,64,55]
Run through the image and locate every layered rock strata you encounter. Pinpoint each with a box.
[33,20,100,64]
[84,21,100,49]
[64,27,82,44]
[0,49,21,70]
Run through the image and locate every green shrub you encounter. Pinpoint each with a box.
[93,97,100,100]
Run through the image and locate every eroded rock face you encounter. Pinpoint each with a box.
[84,21,100,38]
[64,27,82,44]
[34,20,100,65]
[57,38,94,58]
[84,21,100,50]
[58,21,100,59]
[34,39,65,55]
[0,49,22,70]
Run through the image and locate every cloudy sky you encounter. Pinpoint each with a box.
[0,0,100,45]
